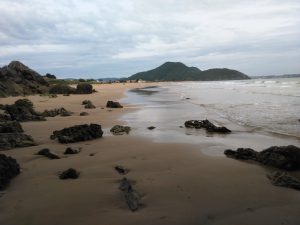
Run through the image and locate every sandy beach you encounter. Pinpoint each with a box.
[1,83,300,225]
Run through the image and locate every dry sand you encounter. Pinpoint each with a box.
[0,83,300,225]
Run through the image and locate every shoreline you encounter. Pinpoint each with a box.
[1,83,300,225]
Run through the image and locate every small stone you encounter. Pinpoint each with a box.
[79,112,89,116]
[64,147,80,155]
[59,168,80,179]
[115,166,129,175]
[147,126,156,130]
[36,148,60,159]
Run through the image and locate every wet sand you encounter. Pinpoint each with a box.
[1,83,300,225]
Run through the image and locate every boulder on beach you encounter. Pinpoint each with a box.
[82,100,96,109]
[42,107,72,117]
[0,154,20,190]
[50,123,103,143]
[119,177,141,211]
[224,145,300,170]
[59,168,80,179]
[3,99,45,122]
[64,147,80,155]
[0,121,36,150]
[49,84,76,95]
[106,101,123,108]
[185,119,231,133]
[267,171,300,190]
[76,83,93,94]
[36,148,60,159]
[110,125,131,135]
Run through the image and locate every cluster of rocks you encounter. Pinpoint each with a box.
[110,125,131,135]
[2,99,45,122]
[106,101,123,108]
[82,100,95,109]
[0,121,35,150]
[49,83,94,95]
[0,154,20,190]
[185,119,231,133]
[224,145,300,190]
[42,107,72,117]
[50,123,103,143]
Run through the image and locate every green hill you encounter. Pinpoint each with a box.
[128,62,250,81]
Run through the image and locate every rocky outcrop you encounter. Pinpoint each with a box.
[42,107,72,117]
[185,119,231,133]
[110,125,131,135]
[3,99,45,121]
[76,83,93,94]
[59,168,80,179]
[119,177,141,211]
[82,100,95,109]
[0,154,20,190]
[224,145,300,170]
[106,101,123,108]
[267,171,300,190]
[0,121,35,150]
[36,148,60,159]
[50,124,103,143]
[0,61,49,97]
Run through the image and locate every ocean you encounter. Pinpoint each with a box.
[121,78,300,155]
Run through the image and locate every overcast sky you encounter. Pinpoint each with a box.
[0,0,299,78]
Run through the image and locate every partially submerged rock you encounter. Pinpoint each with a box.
[42,107,72,117]
[267,171,300,190]
[3,99,45,121]
[147,126,156,130]
[0,154,20,190]
[185,119,231,133]
[59,168,80,179]
[106,101,123,108]
[110,125,131,135]
[224,145,300,170]
[36,148,60,159]
[64,147,80,155]
[115,166,129,175]
[119,177,141,211]
[0,133,35,150]
[51,124,103,143]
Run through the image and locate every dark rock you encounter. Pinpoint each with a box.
[45,73,56,79]
[0,112,11,122]
[147,126,156,130]
[3,99,45,121]
[89,153,95,156]
[36,148,60,159]
[257,145,300,170]
[119,177,140,211]
[185,97,191,100]
[110,125,131,135]
[50,123,103,143]
[84,101,96,109]
[59,168,80,179]
[224,148,258,160]
[185,119,231,133]
[0,121,23,133]
[267,171,300,190]
[76,83,93,94]
[224,145,300,171]
[42,107,72,117]
[79,112,89,116]
[0,61,49,97]
[49,84,76,94]
[64,147,80,155]
[106,101,123,108]
[115,166,129,175]
[0,133,36,150]
[0,154,20,190]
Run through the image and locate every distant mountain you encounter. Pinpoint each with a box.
[128,62,250,81]
[0,61,49,97]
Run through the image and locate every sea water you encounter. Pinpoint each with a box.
[121,78,300,155]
